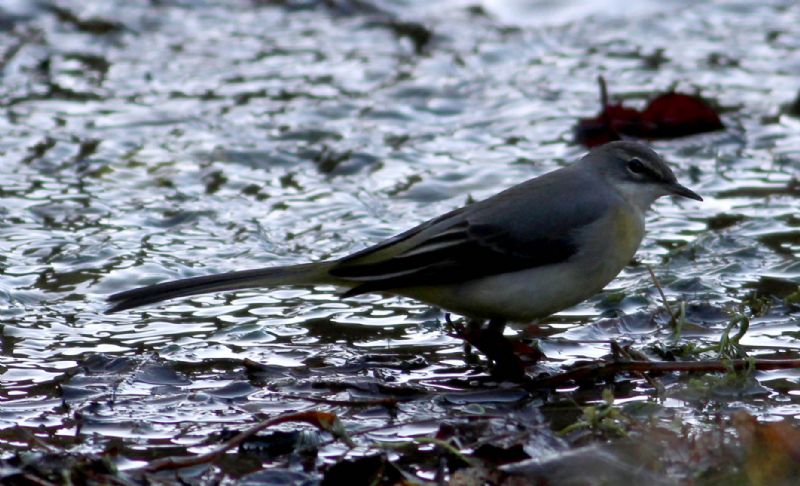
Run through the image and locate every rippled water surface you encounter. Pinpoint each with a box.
[1,0,799,482]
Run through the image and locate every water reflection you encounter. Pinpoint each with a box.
[0,0,798,477]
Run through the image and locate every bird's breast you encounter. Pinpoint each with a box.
[576,203,645,285]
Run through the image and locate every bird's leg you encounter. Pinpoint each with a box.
[486,318,506,334]
[467,317,484,333]
[456,318,525,381]
[446,316,524,378]
[462,317,484,363]
[478,318,526,380]
[443,313,477,362]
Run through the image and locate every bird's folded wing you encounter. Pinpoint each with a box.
[329,176,602,296]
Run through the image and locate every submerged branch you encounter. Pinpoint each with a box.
[524,358,800,390]
[145,411,352,473]
[278,393,400,408]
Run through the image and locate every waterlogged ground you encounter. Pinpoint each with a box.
[1,0,799,483]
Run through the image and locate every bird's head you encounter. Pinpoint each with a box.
[584,141,702,211]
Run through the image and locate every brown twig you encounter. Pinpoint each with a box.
[645,264,679,329]
[598,74,612,133]
[21,473,59,486]
[278,393,399,408]
[598,75,609,111]
[20,429,61,454]
[523,358,800,390]
[316,413,509,453]
[145,411,352,473]
[610,341,664,394]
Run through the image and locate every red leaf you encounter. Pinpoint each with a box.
[574,76,724,147]
[641,92,724,138]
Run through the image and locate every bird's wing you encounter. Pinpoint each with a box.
[329,167,615,296]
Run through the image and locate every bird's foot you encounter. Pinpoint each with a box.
[444,314,479,364]
[447,317,536,382]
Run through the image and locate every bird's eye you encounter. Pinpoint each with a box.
[627,158,645,174]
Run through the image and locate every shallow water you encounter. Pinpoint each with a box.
[0,0,799,482]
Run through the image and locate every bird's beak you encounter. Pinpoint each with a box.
[666,182,703,201]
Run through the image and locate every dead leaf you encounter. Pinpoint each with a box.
[732,411,800,486]
[575,76,724,147]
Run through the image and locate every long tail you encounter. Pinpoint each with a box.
[106,261,337,313]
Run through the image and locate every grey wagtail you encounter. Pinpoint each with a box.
[107,141,702,332]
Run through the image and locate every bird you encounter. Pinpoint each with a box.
[106,141,702,335]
